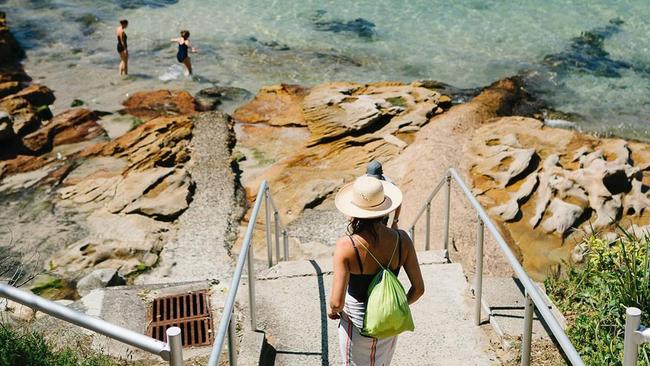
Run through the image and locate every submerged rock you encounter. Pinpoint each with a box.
[542,19,637,78]
[115,0,178,9]
[311,10,376,39]
[194,86,252,111]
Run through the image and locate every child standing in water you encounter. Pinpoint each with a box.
[116,19,128,75]
[171,30,197,75]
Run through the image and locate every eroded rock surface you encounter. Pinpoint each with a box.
[0,42,198,293]
[236,81,450,223]
[303,81,447,145]
[233,84,309,127]
[120,89,198,119]
[468,117,650,274]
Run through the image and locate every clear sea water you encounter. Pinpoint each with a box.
[3,0,650,139]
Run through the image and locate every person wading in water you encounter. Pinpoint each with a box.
[116,19,128,75]
[171,30,198,76]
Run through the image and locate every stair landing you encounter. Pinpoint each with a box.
[248,251,500,365]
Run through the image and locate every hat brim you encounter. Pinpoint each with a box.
[335,180,402,219]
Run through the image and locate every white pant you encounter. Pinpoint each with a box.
[338,313,398,366]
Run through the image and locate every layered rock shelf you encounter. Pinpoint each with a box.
[0,12,211,297]
[235,77,650,278]
[235,81,451,223]
[467,117,650,274]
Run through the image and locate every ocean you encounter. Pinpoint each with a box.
[3,0,650,139]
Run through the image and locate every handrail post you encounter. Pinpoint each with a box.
[425,202,431,250]
[247,246,256,330]
[474,217,484,326]
[274,211,281,264]
[228,311,238,366]
[623,307,641,366]
[166,327,183,366]
[443,174,451,261]
[283,230,289,261]
[265,188,273,268]
[521,292,534,366]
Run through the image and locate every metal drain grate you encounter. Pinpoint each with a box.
[146,290,214,348]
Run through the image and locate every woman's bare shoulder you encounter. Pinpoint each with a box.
[335,235,353,250]
[394,229,414,250]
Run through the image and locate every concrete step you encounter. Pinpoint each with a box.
[238,327,266,366]
[480,277,566,343]
[244,251,499,365]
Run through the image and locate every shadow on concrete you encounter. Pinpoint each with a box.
[310,259,330,366]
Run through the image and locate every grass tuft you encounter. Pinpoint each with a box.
[0,324,118,366]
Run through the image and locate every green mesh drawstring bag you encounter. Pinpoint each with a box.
[359,235,415,339]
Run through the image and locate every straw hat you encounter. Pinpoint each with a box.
[335,176,402,219]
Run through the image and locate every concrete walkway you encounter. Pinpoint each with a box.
[249,251,500,365]
[138,111,243,284]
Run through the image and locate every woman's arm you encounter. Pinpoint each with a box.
[328,237,351,319]
[401,231,425,304]
[170,37,181,43]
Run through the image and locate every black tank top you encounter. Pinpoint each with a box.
[347,233,402,302]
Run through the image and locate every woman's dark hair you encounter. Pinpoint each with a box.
[120,19,128,27]
[347,216,384,242]
[180,30,190,39]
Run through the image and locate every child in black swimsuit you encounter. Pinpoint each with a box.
[116,19,128,75]
[171,30,197,75]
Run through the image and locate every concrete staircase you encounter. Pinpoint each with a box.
[238,251,500,365]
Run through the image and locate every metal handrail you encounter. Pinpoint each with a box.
[1,180,288,366]
[0,283,182,365]
[207,180,290,366]
[408,168,586,366]
[624,307,650,365]
[265,188,290,265]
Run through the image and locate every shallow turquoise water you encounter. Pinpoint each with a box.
[3,0,650,138]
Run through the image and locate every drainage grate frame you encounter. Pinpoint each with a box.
[145,289,214,348]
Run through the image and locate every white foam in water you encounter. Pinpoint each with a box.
[159,64,186,81]
[544,119,576,128]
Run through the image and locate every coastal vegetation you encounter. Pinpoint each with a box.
[0,324,117,366]
[545,231,650,365]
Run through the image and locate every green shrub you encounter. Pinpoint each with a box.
[545,231,650,365]
[0,324,118,366]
